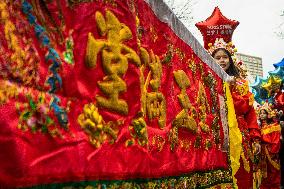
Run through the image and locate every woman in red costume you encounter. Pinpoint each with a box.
[257,105,281,189]
[209,38,261,189]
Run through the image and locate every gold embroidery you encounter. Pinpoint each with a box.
[197,82,210,133]
[149,26,158,43]
[212,116,221,144]
[188,58,197,74]
[139,47,148,116]
[16,92,69,138]
[144,50,166,129]
[78,103,122,148]
[173,47,185,60]
[205,139,213,150]
[234,79,249,96]
[194,135,202,148]
[180,139,191,152]
[0,81,18,105]
[169,70,197,150]
[124,16,150,147]
[0,2,38,85]
[161,44,173,64]
[152,135,166,152]
[86,10,141,115]
[204,71,221,145]
[161,44,185,64]
[264,146,280,170]
[68,0,117,7]
[261,124,281,135]
[127,112,148,146]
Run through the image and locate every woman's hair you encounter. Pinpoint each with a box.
[212,48,240,77]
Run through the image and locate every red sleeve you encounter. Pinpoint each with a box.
[232,90,261,140]
[231,91,250,115]
[245,105,261,139]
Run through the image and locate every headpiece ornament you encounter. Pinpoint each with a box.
[256,102,277,118]
[196,7,248,78]
[207,38,237,56]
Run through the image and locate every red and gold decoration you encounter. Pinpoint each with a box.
[207,38,237,57]
[196,6,263,189]
[195,7,239,50]
[256,103,281,188]
[0,0,234,188]
[256,102,277,119]
[195,7,248,79]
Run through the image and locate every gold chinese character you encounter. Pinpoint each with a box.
[197,81,210,133]
[169,70,197,150]
[86,10,141,115]
[145,50,166,129]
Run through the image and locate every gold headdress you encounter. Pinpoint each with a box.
[207,38,237,56]
[208,38,248,78]
[256,102,277,119]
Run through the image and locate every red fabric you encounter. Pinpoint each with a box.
[231,81,261,188]
[260,122,281,189]
[231,91,261,140]
[260,161,281,189]
[274,92,284,111]
[235,160,253,189]
[0,0,230,188]
[261,123,281,154]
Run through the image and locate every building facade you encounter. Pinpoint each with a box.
[236,53,263,81]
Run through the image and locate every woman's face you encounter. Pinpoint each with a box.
[259,109,268,121]
[213,49,230,71]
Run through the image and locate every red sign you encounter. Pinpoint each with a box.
[0,0,231,188]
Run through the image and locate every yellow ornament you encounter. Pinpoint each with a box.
[262,76,282,96]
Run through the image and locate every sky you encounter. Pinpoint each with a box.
[169,0,284,77]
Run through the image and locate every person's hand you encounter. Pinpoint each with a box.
[226,76,236,86]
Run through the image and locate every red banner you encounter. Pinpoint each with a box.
[0,0,232,188]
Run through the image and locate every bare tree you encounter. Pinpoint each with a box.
[275,10,284,39]
[164,0,196,28]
